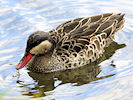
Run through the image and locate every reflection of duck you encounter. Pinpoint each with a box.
[16,13,125,73]
[17,41,125,97]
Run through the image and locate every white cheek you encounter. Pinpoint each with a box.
[30,46,45,54]
[30,40,52,54]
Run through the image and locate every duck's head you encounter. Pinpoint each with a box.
[16,31,54,70]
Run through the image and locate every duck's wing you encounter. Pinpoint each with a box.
[55,13,125,55]
[56,13,114,34]
[49,13,114,43]
[49,13,124,44]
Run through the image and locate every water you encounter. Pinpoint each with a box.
[0,0,133,99]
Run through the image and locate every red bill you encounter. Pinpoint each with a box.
[16,52,33,70]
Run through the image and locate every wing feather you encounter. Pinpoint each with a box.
[51,13,125,56]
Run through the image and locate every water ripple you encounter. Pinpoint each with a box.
[0,0,133,99]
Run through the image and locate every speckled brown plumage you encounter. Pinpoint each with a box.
[21,13,125,73]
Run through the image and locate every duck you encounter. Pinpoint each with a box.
[16,13,125,73]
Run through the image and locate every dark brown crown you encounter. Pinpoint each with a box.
[26,31,54,52]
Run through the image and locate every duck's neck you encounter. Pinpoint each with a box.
[27,52,52,72]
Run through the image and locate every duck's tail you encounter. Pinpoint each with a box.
[102,13,125,38]
[113,13,125,34]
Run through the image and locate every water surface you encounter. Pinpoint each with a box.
[0,0,133,99]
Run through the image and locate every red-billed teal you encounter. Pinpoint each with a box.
[16,13,125,73]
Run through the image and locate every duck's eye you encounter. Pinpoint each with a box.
[25,53,28,57]
[25,53,31,57]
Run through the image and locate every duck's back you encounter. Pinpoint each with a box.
[48,13,125,71]
[49,13,125,43]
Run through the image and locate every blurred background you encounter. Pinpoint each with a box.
[0,0,133,99]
